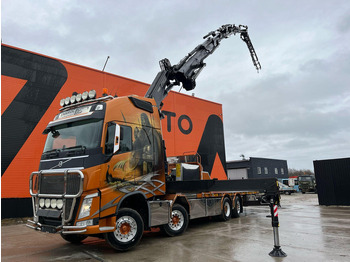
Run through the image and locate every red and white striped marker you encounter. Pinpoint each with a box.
[273,205,278,217]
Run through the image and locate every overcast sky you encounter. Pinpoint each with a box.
[2,0,350,170]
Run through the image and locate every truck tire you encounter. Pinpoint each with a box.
[232,196,242,218]
[302,191,305,194]
[104,208,144,251]
[218,197,231,221]
[161,204,189,237]
[60,233,87,244]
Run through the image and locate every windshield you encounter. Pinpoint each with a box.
[299,176,313,182]
[43,119,103,153]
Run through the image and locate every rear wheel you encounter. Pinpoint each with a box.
[232,196,242,218]
[218,197,231,221]
[60,233,87,244]
[161,204,189,237]
[104,208,144,251]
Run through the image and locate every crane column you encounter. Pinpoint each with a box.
[268,196,287,257]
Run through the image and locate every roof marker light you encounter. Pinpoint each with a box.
[60,99,65,107]
[102,88,108,96]
[76,93,82,102]
[64,97,71,106]
[82,91,89,101]
[89,90,97,99]
[70,95,77,104]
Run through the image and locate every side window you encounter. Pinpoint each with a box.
[105,123,132,155]
[275,168,278,175]
[119,126,132,153]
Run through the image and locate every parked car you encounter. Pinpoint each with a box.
[279,183,296,195]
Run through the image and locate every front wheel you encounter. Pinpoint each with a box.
[104,208,144,251]
[161,204,189,237]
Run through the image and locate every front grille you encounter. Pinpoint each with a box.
[37,172,83,196]
[40,175,64,194]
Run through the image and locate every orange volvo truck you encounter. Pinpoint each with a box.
[27,24,280,252]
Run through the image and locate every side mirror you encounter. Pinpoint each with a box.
[113,124,120,154]
[105,122,121,155]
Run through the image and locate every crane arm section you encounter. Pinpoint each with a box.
[145,24,261,108]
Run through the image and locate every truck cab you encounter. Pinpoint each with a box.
[298,175,317,194]
[28,91,169,249]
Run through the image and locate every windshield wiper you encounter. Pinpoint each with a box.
[62,145,86,151]
[42,149,61,159]
[62,145,86,157]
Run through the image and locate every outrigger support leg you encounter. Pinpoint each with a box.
[268,196,287,257]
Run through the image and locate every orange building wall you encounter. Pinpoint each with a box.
[1,44,227,199]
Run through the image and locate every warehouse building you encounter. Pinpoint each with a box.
[314,157,350,206]
[226,157,289,180]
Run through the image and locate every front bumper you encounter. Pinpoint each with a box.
[27,169,85,234]
[26,219,87,234]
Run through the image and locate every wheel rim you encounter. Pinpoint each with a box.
[236,199,241,214]
[224,201,231,217]
[114,216,137,242]
[169,210,184,231]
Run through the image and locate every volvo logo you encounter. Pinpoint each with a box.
[49,158,72,169]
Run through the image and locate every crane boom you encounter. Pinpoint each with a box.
[145,24,261,108]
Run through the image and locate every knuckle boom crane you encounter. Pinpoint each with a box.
[145,24,261,108]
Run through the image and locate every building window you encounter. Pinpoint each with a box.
[275,168,278,175]
[281,168,284,175]
[257,167,262,175]
[264,167,268,174]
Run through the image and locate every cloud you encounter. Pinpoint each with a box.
[218,47,350,169]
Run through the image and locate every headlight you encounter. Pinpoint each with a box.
[78,197,93,219]
[51,199,57,209]
[45,198,51,208]
[56,199,63,209]
[60,99,65,107]
[39,198,45,208]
